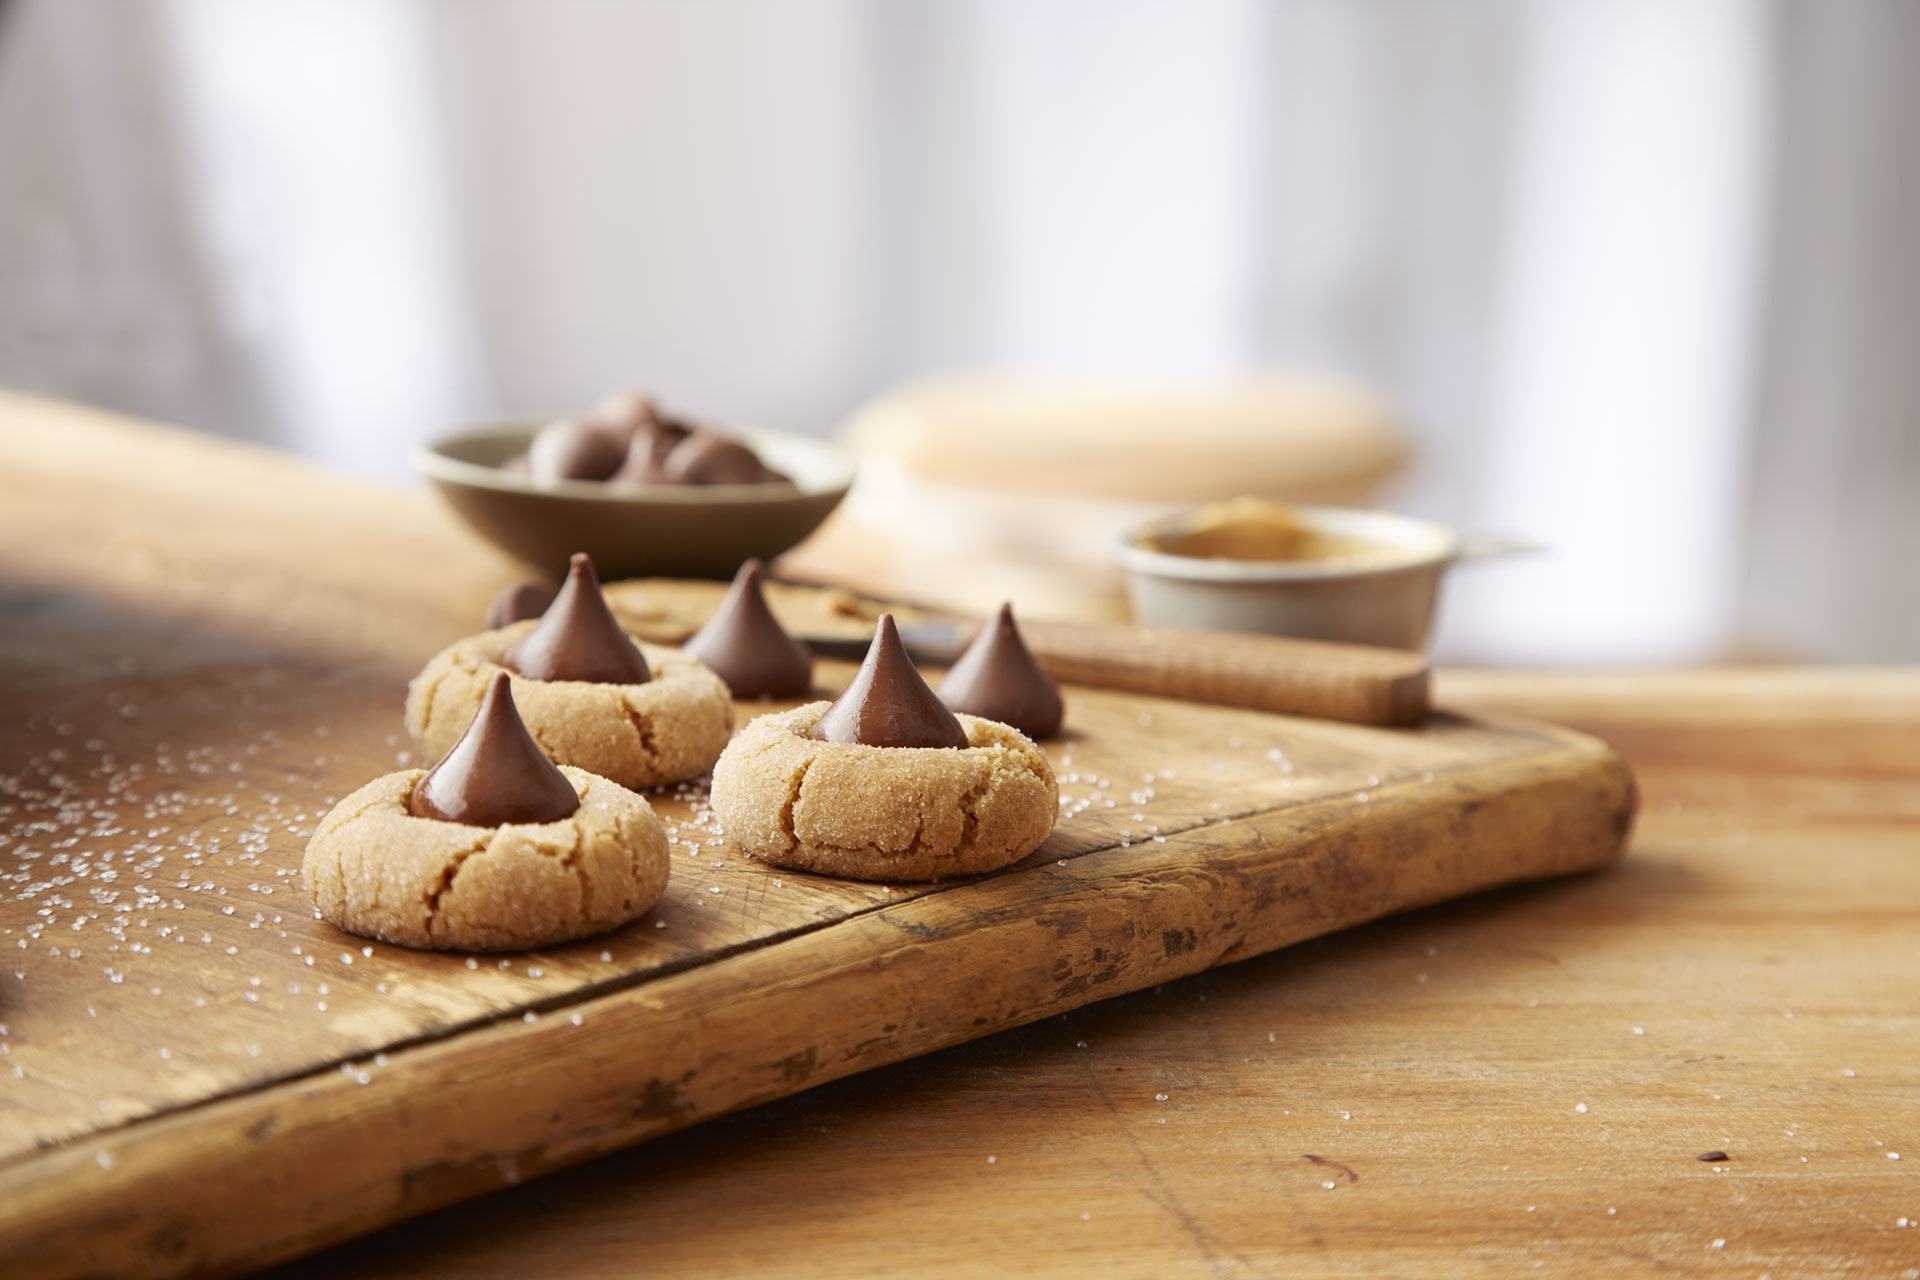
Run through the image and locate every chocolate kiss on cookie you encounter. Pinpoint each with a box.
[682,560,813,699]
[937,602,1064,739]
[484,580,558,630]
[408,671,579,826]
[811,614,967,749]
[504,553,652,684]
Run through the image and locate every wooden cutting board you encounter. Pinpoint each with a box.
[0,396,1634,1278]
[0,630,1632,1278]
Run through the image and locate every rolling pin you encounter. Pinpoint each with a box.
[805,617,1429,727]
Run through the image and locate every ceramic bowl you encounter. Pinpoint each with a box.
[415,421,855,581]
[1114,505,1479,651]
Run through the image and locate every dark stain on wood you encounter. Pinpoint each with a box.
[1303,1153,1358,1184]
[778,1046,819,1085]
[631,1076,694,1122]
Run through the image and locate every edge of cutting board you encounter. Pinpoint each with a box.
[0,716,1635,1280]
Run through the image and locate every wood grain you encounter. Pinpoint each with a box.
[14,395,1907,1280]
[0,394,1632,1277]
[2,729,1626,1278]
[260,667,1920,1280]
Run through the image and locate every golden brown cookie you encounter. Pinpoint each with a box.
[405,623,733,790]
[710,703,1058,881]
[302,766,669,951]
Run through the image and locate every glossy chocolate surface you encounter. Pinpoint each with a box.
[810,614,967,749]
[936,602,1064,738]
[408,671,580,827]
[484,581,558,631]
[503,553,652,685]
[681,559,812,698]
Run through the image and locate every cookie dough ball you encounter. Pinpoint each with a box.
[302,766,669,950]
[406,623,733,791]
[711,703,1058,881]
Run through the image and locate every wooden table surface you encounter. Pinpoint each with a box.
[5,394,1918,1278]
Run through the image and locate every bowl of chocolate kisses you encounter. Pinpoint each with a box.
[415,391,856,580]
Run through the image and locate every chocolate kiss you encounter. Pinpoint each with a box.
[681,559,812,698]
[528,418,630,483]
[810,614,967,749]
[662,430,784,485]
[504,553,652,685]
[937,602,1064,738]
[484,581,557,631]
[408,671,579,827]
[586,389,661,430]
[608,420,686,486]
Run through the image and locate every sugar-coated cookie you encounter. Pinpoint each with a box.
[405,623,732,791]
[302,766,668,951]
[711,703,1058,881]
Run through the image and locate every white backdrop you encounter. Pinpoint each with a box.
[1,0,1914,663]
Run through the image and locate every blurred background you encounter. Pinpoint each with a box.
[0,0,1914,665]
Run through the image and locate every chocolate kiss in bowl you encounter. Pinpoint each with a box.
[810,614,967,749]
[408,671,579,827]
[682,559,813,699]
[504,553,652,685]
[527,419,631,483]
[937,602,1064,739]
[663,430,788,486]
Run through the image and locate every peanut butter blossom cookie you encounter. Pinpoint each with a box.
[406,553,732,791]
[304,672,670,951]
[710,614,1058,882]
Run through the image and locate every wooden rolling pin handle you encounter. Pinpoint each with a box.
[1015,620,1430,727]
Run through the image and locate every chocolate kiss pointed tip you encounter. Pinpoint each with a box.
[504,553,651,685]
[810,613,967,749]
[682,559,812,699]
[408,672,579,827]
[937,600,1064,739]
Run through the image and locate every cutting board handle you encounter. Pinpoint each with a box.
[1015,619,1429,727]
